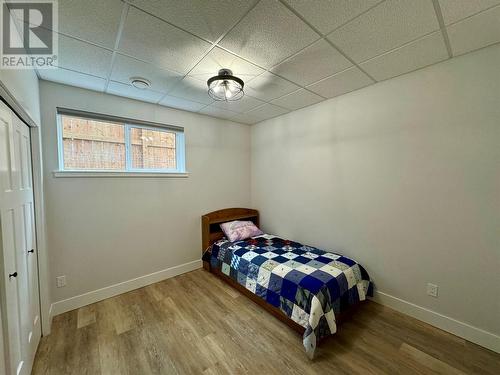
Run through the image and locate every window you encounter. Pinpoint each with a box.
[56,109,185,175]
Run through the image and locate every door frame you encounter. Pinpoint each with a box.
[30,125,51,335]
[0,308,5,375]
[0,83,51,338]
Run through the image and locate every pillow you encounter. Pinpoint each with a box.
[220,220,264,242]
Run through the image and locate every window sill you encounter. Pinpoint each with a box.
[52,171,189,178]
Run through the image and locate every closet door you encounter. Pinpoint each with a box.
[0,101,41,375]
[0,102,23,375]
[13,113,41,368]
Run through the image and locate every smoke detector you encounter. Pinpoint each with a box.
[130,77,151,89]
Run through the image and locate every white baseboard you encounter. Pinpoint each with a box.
[50,259,202,317]
[370,291,500,354]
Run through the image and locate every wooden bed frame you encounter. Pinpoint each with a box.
[201,207,259,270]
[201,208,306,334]
[201,208,362,342]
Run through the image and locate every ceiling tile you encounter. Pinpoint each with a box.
[328,0,439,63]
[447,5,500,56]
[189,47,265,83]
[199,105,240,121]
[307,67,372,98]
[10,0,123,49]
[127,0,259,42]
[360,32,448,81]
[270,39,352,86]
[57,35,113,78]
[159,95,207,112]
[107,81,164,103]
[283,0,381,34]
[56,0,124,49]
[229,112,261,125]
[167,76,213,104]
[271,89,323,111]
[118,7,212,74]
[111,54,182,94]
[212,95,265,113]
[38,68,106,92]
[245,72,300,102]
[218,0,319,68]
[242,103,290,123]
[438,0,500,25]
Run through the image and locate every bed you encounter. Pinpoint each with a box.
[201,208,372,358]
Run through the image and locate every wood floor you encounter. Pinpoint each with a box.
[33,269,500,375]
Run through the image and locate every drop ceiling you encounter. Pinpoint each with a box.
[32,0,500,124]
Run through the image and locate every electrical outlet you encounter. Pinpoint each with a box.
[427,283,438,297]
[56,275,66,288]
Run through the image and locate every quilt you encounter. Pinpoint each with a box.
[204,234,372,358]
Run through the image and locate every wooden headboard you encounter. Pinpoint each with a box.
[201,208,259,255]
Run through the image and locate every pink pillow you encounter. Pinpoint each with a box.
[220,220,264,242]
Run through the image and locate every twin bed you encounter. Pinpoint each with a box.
[201,208,372,358]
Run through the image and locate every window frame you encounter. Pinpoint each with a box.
[55,108,186,177]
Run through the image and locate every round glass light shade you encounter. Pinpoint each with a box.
[207,69,244,101]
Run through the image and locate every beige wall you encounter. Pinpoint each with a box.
[40,81,251,302]
[0,18,41,127]
[0,68,41,126]
[251,45,500,337]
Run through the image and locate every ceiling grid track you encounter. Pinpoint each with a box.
[214,42,329,100]
[277,0,379,83]
[104,2,130,92]
[448,3,500,25]
[432,0,453,58]
[30,0,500,124]
[206,0,388,110]
[123,1,215,46]
[7,6,43,80]
[154,0,263,105]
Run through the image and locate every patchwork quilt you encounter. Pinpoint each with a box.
[204,234,372,358]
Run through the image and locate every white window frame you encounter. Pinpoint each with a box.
[54,108,187,177]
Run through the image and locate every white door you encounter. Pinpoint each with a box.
[0,101,41,375]
[14,111,41,369]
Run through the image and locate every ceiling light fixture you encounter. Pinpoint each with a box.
[130,77,151,90]
[207,69,244,101]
